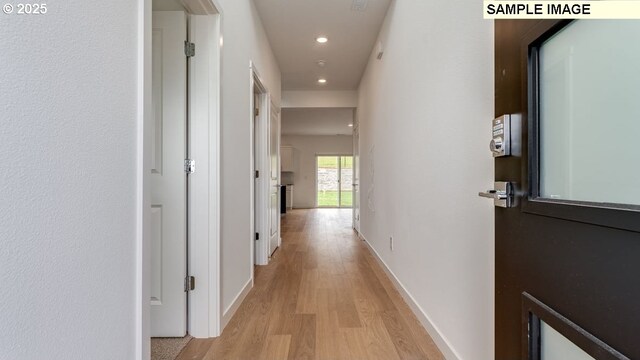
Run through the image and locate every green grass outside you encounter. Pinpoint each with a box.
[317,156,353,169]
[317,190,353,207]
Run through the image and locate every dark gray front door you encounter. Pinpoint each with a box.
[494,20,640,359]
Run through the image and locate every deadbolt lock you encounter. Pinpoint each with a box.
[490,114,521,157]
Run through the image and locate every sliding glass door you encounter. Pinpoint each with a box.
[316,155,353,208]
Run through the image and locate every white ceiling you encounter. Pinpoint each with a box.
[254,0,391,90]
[281,108,354,135]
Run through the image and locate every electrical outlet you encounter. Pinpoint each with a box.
[390,236,394,251]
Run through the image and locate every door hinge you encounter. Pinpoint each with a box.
[184,159,195,174]
[184,41,196,57]
[184,276,195,292]
[255,170,259,178]
[255,232,259,241]
[255,108,259,117]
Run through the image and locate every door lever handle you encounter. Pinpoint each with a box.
[478,182,517,208]
[478,190,507,200]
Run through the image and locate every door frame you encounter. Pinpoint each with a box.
[270,102,282,250]
[137,1,223,357]
[315,154,354,208]
[186,8,223,339]
[495,19,640,359]
[352,112,360,232]
[521,19,640,233]
[250,62,272,267]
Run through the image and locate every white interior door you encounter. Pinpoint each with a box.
[269,105,280,255]
[151,11,187,337]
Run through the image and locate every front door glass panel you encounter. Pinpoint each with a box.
[541,321,594,360]
[539,20,640,205]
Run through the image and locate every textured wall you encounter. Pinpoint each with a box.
[0,1,139,358]
[357,1,495,359]
[217,0,282,314]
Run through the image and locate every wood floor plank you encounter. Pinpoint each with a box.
[177,209,443,360]
[260,335,291,360]
[363,314,403,360]
[316,289,349,360]
[340,328,370,359]
[336,286,362,328]
[295,269,318,314]
[175,338,216,360]
[382,309,429,360]
[363,253,445,360]
[353,296,402,360]
[287,314,316,360]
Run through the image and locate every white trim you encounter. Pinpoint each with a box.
[250,63,271,267]
[187,10,222,338]
[209,5,222,337]
[136,0,151,358]
[249,65,255,278]
[221,278,253,330]
[359,233,462,360]
[352,109,360,233]
[272,103,282,249]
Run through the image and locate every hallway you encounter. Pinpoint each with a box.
[178,209,444,359]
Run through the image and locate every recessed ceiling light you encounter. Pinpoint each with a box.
[348,124,353,127]
[316,60,326,67]
[316,36,328,44]
[318,78,327,84]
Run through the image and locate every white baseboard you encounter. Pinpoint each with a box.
[360,234,461,360]
[220,278,252,331]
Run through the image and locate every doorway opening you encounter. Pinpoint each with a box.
[150,8,189,339]
[250,63,279,269]
[252,85,264,269]
[268,103,281,256]
[316,155,353,208]
[145,0,222,355]
[352,116,360,232]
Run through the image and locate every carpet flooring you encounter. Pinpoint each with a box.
[151,335,193,360]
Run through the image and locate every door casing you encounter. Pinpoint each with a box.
[250,62,275,267]
[352,115,360,232]
[269,102,281,254]
[186,9,222,339]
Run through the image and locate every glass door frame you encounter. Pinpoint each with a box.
[522,19,640,233]
[315,154,353,208]
[521,19,640,358]
[522,292,628,360]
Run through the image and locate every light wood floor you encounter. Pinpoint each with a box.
[178,209,444,360]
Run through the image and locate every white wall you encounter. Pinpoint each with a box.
[357,1,494,360]
[281,135,353,208]
[216,0,282,315]
[0,1,140,359]
[282,90,358,108]
[281,108,354,136]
